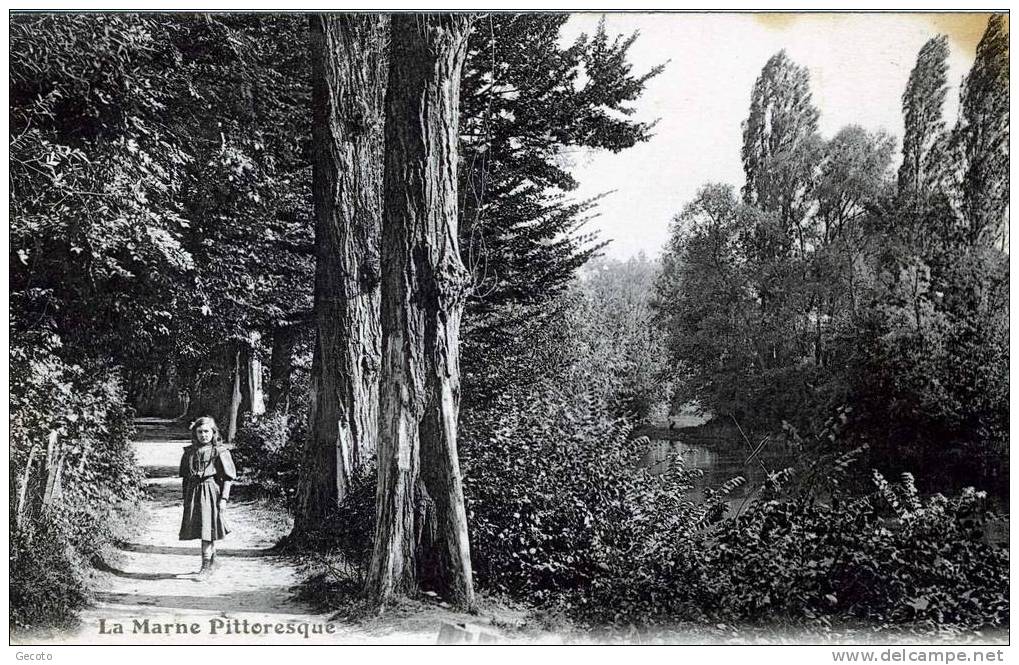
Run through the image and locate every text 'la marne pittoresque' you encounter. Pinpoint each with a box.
[98,618,340,638]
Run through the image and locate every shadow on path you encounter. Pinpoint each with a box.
[144,465,183,479]
[94,558,186,581]
[114,541,277,558]
[94,590,304,614]
[142,479,258,502]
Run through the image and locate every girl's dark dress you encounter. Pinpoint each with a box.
[178,444,236,541]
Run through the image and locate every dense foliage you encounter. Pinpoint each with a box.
[584,479,1007,633]
[459,265,679,594]
[461,348,1007,634]
[9,12,313,629]
[569,257,673,421]
[10,333,142,629]
[460,384,701,599]
[654,18,1009,497]
[232,409,307,508]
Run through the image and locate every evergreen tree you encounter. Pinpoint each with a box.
[458,15,663,400]
[459,17,663,312]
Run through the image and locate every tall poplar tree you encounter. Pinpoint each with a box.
[897,36,950,208]
[740,49,822,252]
[955,15,1009,247]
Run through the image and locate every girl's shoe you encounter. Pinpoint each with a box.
[195,557,214,579]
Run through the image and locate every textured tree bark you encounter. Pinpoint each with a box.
[367,13,476,609]
[292,14,386,540]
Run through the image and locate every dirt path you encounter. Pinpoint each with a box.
[58,418,446,645]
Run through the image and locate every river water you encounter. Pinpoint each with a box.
[639,429,1009,545]
[639,430,798,500]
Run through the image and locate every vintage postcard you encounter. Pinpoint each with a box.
[8,7,1009,655]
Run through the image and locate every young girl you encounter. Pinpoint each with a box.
[178,416,236,577]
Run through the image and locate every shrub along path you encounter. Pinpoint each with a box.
[55,418,476,645]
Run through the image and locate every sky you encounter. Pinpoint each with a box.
[558,12,995,260]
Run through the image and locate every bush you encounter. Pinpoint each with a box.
[582,473,1008,633]
[458,285,735,609]
[10,332,143,631]
[462,387,1007,635]
[460,381,735,601]
[289,460,377,616]
[292,461,377,593]
[232,408,307,509]
[10,517,91,630]
[232,350,312,509]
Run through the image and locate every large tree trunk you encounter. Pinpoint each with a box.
[367,13,476,609]
[292,14,386,540]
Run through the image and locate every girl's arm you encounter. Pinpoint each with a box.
[179,448,191,496]
[217,448,238,503]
